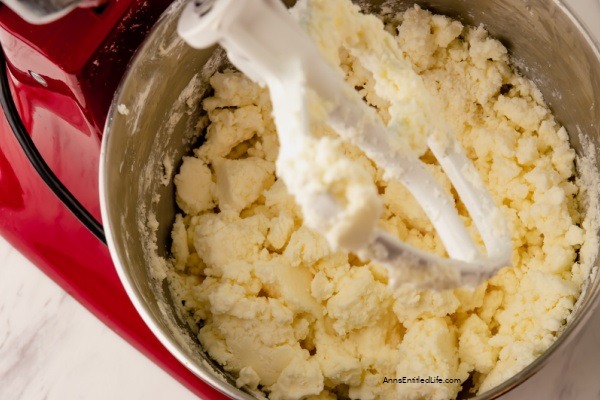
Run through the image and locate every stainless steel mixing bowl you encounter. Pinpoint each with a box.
[100,0,600,398]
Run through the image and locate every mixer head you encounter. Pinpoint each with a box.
[1,0,106,23]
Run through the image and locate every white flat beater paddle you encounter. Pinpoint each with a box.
[177,0,513,290]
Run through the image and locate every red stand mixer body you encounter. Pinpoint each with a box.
[0,2,225,398]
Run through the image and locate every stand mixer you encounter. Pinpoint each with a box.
[0,0,226,397]
[0,0,507,394]
[3,0,600,399]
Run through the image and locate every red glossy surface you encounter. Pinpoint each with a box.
[0,3,228,399]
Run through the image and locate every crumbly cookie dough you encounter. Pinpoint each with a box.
[166,1,590,399]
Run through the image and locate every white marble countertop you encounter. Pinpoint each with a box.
[2,1,600,399]
[0,236,195,400]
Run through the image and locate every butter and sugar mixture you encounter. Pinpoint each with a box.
[166,1,591,399]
